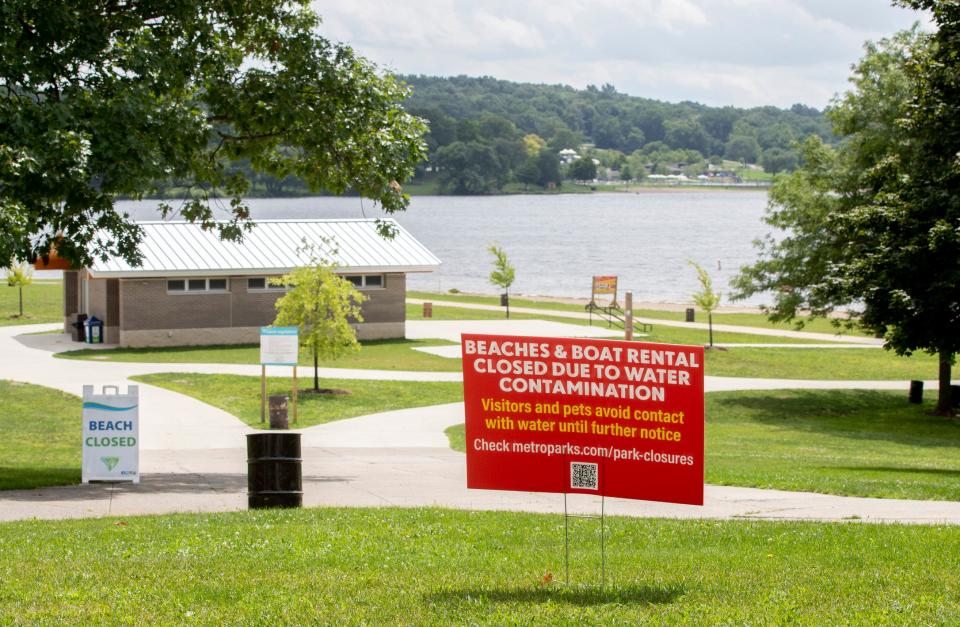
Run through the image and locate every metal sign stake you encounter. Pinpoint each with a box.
[562,459,607,590]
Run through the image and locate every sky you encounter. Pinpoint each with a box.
[311,0,927,109]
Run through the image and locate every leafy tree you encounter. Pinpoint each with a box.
[567,157,598,182]
[535,149,562,188]
[488,245,516,319]
[515,159,541,190]
[757,122,797,151]
[700,107,739,143]
[724,135,760,163]
[434,141,506,194]
[547,128,583,151]
[760,147,799,173]
[523,134,546,156]
[689,261,721,347]
[592,117,624,150]
[664,118,710,154]
[272,258,366,393]
[5,262,32,317]
[478,114,520,140]
[623,128,646,153]
[734,19,960,415]
[0,0,427,268]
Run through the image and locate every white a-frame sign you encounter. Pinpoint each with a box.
[82,385,140,483]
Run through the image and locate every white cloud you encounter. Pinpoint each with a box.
[472,12,546,50]
[310,0,927,108]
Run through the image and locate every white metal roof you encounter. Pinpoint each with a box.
[88,219,441,278]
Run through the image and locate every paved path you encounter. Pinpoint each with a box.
[2,322,958,525]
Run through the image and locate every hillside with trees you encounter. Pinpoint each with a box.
[400,75,834,194]
[146,74,836,198]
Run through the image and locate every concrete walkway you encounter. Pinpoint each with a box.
[1,321,958,525]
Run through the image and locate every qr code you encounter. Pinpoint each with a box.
[570,462,599,490]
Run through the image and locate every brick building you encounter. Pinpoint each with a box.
[61,219,440,347]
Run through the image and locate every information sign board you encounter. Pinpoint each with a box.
[462,334,704,505]
[592,275,618,296]
[82,385,139,483]
[260,326,299,366]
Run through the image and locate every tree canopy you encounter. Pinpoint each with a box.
[397,75,832,193]
[0,0,427,267]
[734,9,960,414]
[272,257,366,393]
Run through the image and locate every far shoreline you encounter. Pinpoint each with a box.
[134,183,770,202]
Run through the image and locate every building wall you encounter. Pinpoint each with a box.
[63,271,79,333]
[116,272,407,347]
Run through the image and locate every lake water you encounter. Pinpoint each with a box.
[115,191,772,305]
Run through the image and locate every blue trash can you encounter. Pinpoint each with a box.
[85,316,104,344]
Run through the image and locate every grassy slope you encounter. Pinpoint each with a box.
[446,390,960,500]
[704,346,940,380]
[0,281,62,326]
[131,373,463,429]
[410,303,940,380]
[407,303,820,345]
[706,390,960,500]
[59,338,461,372]
[0,380,80,490]
[0,508,956,623]
[408,290,870,337]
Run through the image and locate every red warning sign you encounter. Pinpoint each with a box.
[462,334,704,505]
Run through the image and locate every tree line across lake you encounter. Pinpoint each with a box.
[155,75,834,198]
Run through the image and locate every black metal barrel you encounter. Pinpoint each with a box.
[909,380,924,404]
[247,432,302,509]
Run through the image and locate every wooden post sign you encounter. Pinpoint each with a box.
[260,327,300,425]
[461,333,704,505]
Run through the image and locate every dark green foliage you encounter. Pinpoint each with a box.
[760,147,799,173]
[567,157,598,181]
[399,75,833,192]
[735,12,960,414]
[535,148,562,187]
[0,1,427,267]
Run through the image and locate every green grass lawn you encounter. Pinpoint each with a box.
[408,303,937,380]
[706,390,960,500]
[0,281,62,326]
[131,373,463,429]
[0,380,80,490]
[0,507,956,623]
[447,390,960,500]
[408,290,870,337]
[705,345,940,380]
[59,338,461,372]
[407,303,820,346]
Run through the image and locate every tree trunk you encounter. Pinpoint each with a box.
[708,313,713,347]
[937,351,953,415]
[18,287,23,317]
[313,346,320,392]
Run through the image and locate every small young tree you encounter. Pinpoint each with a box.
[6,263,33,318]
[488,244,516,319]
[689,260,721,347]
[272,260,366,393]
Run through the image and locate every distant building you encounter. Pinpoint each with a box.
[558,148,579,164]
[58,219,440,347]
